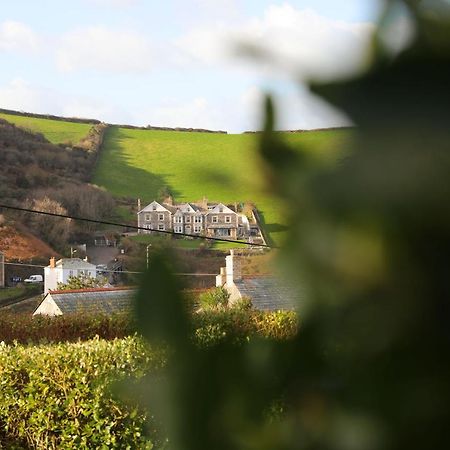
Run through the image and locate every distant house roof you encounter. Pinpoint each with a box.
[33,287,136,316]
[234,276,298,311]
[48,258,97,270]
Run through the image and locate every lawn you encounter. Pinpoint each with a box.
[130,233,248,250]
[0,112,93,145]
[93,127,353,246]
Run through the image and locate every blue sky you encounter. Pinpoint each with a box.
[0,0,389,132]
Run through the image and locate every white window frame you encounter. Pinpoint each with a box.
[185,215,191,223]
[158,213,164,221]
[152,205,157,211]
[158,223,165,231]
[174,216,182,224]
[225,215,232,223]
[212,215,218,223]
[194,225,202,233]
[144,213,151,222]
[194,215,202,223]
[174,225,183,233]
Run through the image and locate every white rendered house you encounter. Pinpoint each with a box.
[44,257,97,294]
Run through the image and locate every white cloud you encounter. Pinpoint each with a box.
[176,3,375,80]
[239,85,351,132]
[83,0,140,7]
[0,78,48,111]
[143,97,227,131]
[0,78,124,124]
[0,20,40,54]
[57,26,154,73]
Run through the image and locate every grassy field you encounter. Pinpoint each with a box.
[0,112,92,145]
[94,127,353,245]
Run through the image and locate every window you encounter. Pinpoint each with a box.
[194,225,202,233]
[144,213,151,222]
[185,216,191,223]
[158,214,164,221]
[194,216,202,223]
[158,224,165,231]
[225,215,231,223]
[219,207,223,212]
[174,226,183,233]
[174,216,182,223]
[212,216,218,223]
[152,205,157,211]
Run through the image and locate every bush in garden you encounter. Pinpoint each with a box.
[198,286,230,310]
[0,336,165,449]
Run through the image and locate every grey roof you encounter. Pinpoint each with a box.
[234,277,298,311]
[47,288,136,314]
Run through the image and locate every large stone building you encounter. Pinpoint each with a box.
[137,199,259,241]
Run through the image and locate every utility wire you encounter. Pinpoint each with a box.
[3,261,217,276]
[0,203,274,248]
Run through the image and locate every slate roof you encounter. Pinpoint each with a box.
[233,276,298,311]
[44,288,136,314]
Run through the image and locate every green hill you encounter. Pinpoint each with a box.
[93,127,353,245]
[0,112,92,145]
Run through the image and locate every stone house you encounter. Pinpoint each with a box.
[137,200,251,240]
[44,257,97,294]
[216,251,298,311]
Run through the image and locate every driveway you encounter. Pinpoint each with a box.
[86,246,120,265]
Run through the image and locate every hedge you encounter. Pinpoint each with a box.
[0,336,165,449]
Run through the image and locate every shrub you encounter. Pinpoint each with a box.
[0,313,135,345]
[0,336,164,449]
[198,287,230,310]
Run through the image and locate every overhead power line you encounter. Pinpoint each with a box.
[3,261,217,277]
[0,203,274,249]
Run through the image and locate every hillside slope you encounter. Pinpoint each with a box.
[93,127,353,245]
[0,112,93,145]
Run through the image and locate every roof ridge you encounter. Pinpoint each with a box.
[48,286,136,295]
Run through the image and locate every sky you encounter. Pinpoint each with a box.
[0,0,411,133]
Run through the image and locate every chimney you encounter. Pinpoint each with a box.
[49,257,56,268]
[225,250,241,285]
[216,267,226,287]
[137,198,141,212]
[202,196,208,210]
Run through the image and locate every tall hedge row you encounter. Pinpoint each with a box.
[0,336,164,449]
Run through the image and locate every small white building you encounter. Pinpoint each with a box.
[44,257,97,294]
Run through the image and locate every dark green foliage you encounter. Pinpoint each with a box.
[128,3,450,449]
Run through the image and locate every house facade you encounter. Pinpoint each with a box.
[44,257,97,294]
[137,200,251,240]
